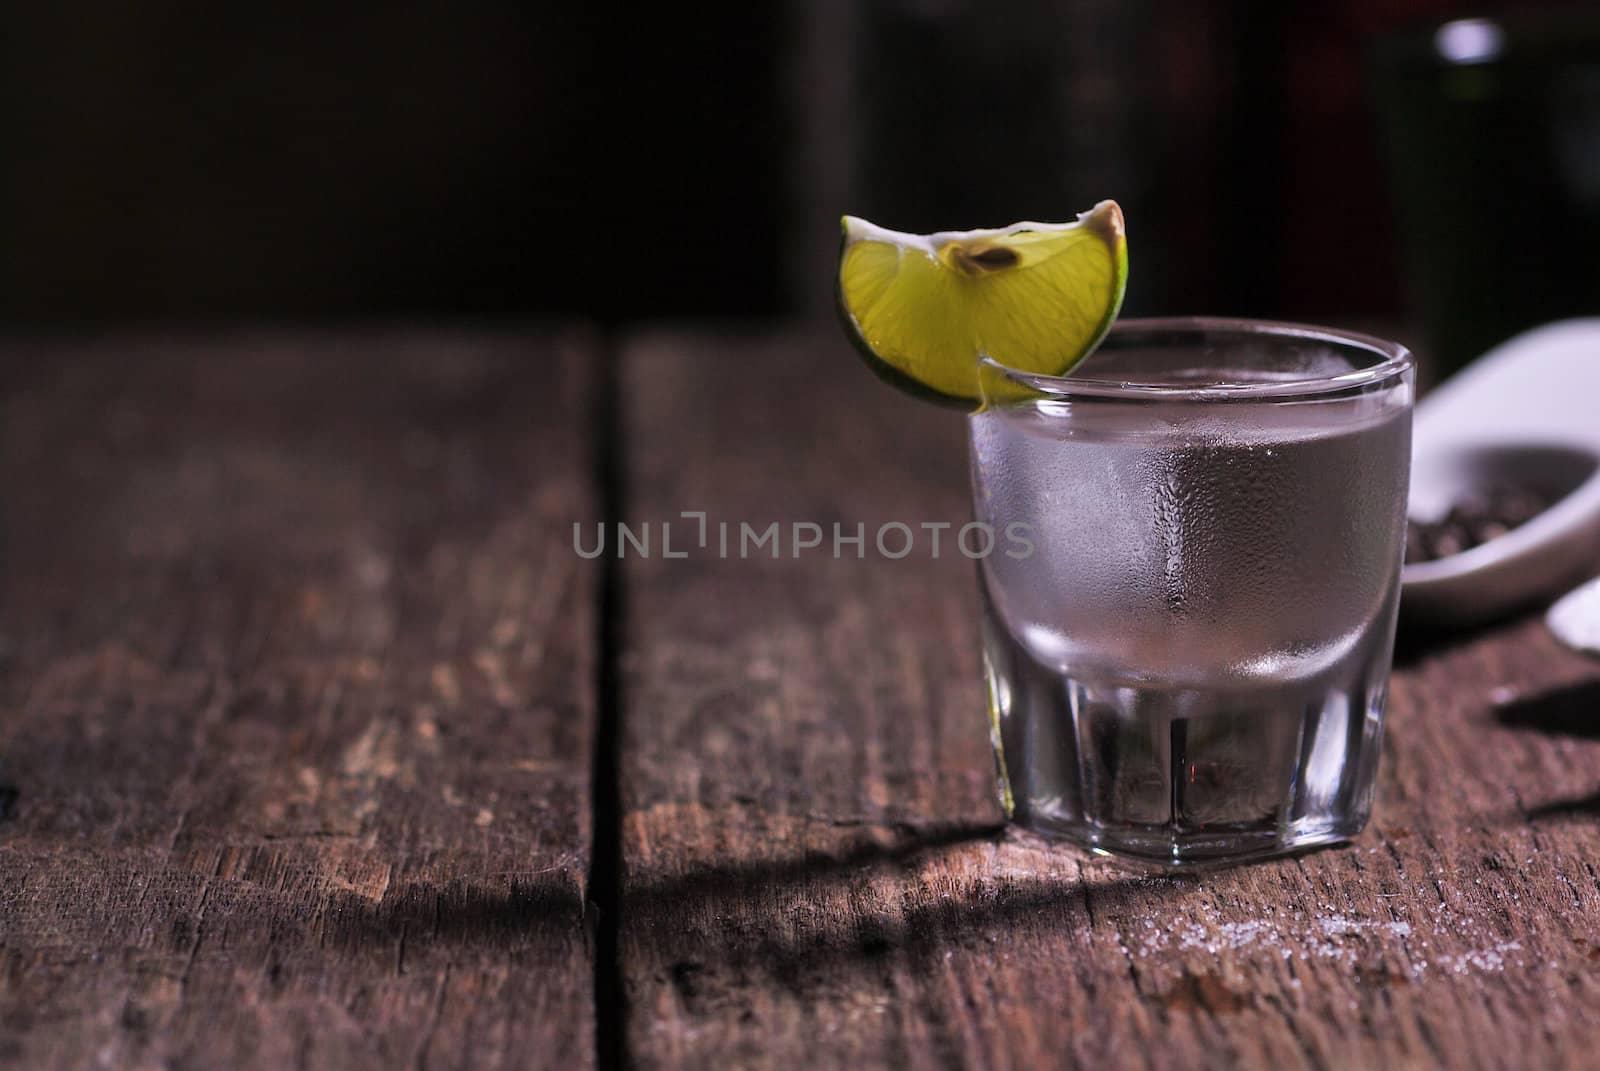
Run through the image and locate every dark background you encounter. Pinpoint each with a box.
[0,0,1594,332]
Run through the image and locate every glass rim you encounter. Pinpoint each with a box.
[980,316,1414,404]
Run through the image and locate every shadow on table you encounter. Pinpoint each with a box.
[1521,790,1600,822]
[624,819,1010,910]
[1392,614,1522,668]
[1494,678,1600,740]
[618,820,1214,998]
[326,873,589,957]
[1491,677,1600,826]
[314,826,1013,965]
[323,819,1335,1003]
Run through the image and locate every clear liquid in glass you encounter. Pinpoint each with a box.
[970,373,1411,865]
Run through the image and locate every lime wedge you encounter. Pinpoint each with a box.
[836,201,1127,405]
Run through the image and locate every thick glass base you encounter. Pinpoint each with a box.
[1015,812,1363,869]
[981,588,1395,869]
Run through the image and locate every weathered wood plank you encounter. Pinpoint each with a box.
[0,330,597,1069]
[618,329,1600,1070]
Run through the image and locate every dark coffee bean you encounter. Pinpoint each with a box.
[1431,524,1471,558]
[1448,495,1491,525]
[1469,519,1511,544]
[1406,482,1557,562]
[1490,486,1551,527]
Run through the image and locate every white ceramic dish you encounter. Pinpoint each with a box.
[1401,319,1600,627]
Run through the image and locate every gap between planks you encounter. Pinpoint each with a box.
[587,330,628,1071]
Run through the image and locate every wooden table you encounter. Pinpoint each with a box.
[2,328,1598,1069]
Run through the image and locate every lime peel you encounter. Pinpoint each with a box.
[836,201,1127,407]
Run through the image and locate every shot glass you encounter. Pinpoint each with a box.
[970,318,1414,865]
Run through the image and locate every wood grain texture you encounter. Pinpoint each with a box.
[617,329,1600,1070]
[0,330,597,1069]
